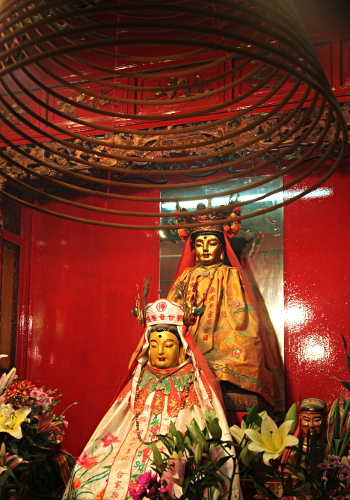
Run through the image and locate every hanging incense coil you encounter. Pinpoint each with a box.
[0,0,347,229]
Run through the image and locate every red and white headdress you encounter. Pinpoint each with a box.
[145,299,184,327]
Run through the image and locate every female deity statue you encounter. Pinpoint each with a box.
[167,205,283,412]
[63,299,241,500]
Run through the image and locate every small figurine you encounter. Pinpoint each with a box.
[297,397,328,476]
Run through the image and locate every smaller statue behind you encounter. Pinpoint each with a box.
[296,397,328,477]
[63,299,241,500]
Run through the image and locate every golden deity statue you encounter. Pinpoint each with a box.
[167,204,284,412]
[64,299,242,499]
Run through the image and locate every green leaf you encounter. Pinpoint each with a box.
[157,435,174,453]
[340,399,350,430]
[331,376,350,392]
[342,334,350,375]
[194,306,205,316]
[331,399,340,442]
[215,455,231,469]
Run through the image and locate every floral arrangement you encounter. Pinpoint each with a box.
[0,359,75,499]
[136,389,350,500]
[130,411,239,500]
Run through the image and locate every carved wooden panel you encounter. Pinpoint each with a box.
[44,78,129,135]
[135,59,230,118]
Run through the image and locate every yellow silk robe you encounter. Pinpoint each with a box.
[168,264,281,410]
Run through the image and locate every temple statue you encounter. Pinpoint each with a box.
[167,204,284,412]
[63,299,241,500]
[296,398,328,477]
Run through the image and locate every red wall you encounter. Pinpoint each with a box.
[284,156,350,409]
[16,193,160,457]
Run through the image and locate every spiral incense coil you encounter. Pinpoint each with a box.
[0,0,347,229]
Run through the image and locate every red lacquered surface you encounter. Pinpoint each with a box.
[284,156,350,410]
[16,193,160,457]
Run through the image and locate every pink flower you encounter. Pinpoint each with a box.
[72,477,82,490]
[0,443,25,474]
[77,452,98,469]
[30,387,53,406]
[161,452,186,495]
[35,413,61,434]
[137,470,153,489]
[101,433,120,447]
[128,471,160,500]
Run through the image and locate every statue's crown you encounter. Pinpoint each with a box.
[175,202,242,241]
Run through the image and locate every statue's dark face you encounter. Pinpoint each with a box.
[194,234,223,266]
[300,412,325,436]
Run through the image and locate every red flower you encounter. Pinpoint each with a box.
[77,452,98,469]
[72,478,82,490]
[101,433,120,447]
[4,379,35,406]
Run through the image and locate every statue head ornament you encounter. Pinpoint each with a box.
[174,201,242,242]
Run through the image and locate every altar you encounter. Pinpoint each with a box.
[0,0,349,498]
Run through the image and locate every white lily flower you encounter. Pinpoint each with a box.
[244,415,299,465]
[0,404,31,439]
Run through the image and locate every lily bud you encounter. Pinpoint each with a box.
[151,443,163,468]
[184,433,193,450]
[204,411,222,440]
[191,420,209,451]
[175,430,184,447]
[194,442,203,465]
[230,424,245,445]
[284,403,298,435]
[240,445,255,466]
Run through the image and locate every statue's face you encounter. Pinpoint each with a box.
[300,412,325,436]
[194,234,222,266]
[149,331,180,369]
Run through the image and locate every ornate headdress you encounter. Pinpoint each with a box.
[174,201,242,241]
[132,277,184,328]
[145,299,184,327]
